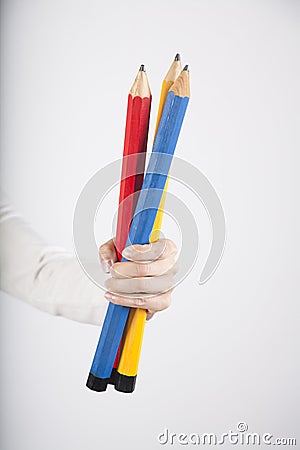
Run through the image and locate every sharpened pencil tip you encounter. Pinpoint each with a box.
[175,53,181,61]
[139,64,145,72]
[183,64,189,71]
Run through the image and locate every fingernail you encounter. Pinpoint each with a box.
[101,261,110,274]
[101,259,114,273]
[140,244,151,251]
[104,292,113,300]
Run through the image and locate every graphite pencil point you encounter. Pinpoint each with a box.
[175,53,181,61]
[183,64,189,71]
[139,64,145,72]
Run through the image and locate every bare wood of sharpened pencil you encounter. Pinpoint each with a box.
[129,67,151,99]
[154,56,182,136]
[169,65,190,97]
[164,56,182,82]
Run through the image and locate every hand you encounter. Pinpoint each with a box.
[99,238,178,320]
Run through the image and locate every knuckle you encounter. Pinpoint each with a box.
[110,296,120,305]
[134,297,146,307]
[136,263,150,277]
[99,243,106,251]
[99,240,111,252]
[136,277,146,292]
[99,244,106,256]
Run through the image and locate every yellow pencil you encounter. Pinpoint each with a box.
[115,55,182,391]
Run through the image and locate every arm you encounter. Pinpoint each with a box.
[0,200,106,325]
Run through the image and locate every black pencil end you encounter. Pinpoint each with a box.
[139,64,145,72]
[175,53,181,61]
[86,373,109,392]
[183,64,189,71]
[114,372,137,393]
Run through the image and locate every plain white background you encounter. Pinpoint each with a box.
[1,0,299,449]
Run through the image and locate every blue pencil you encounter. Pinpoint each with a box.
[87,66,190,392]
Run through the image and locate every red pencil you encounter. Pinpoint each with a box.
[115,65,151,260]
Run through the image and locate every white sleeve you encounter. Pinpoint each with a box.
[0,200,106,326]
